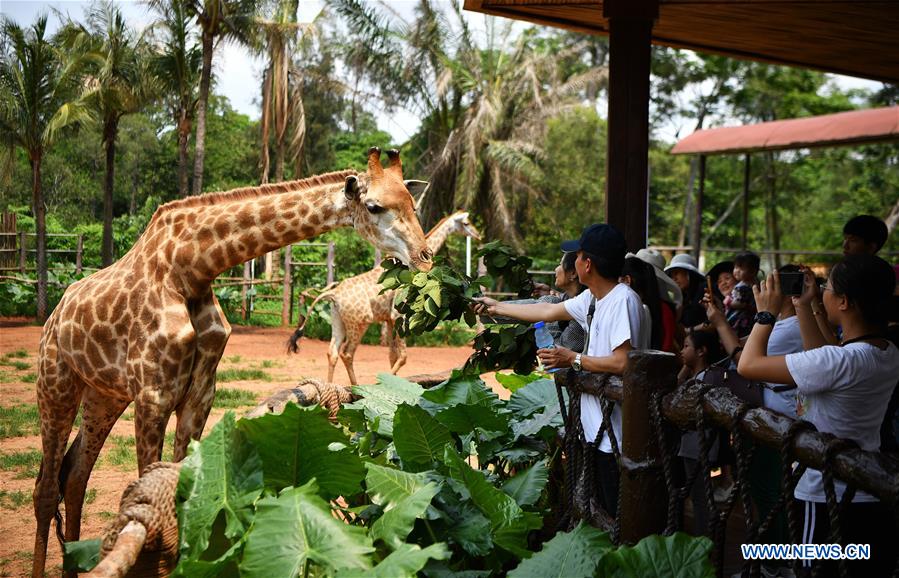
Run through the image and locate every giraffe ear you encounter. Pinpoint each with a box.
[404,180,428,212]
[345,176,361,202]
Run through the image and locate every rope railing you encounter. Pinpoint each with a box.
[556,350,899,577]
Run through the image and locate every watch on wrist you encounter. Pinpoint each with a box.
[754,311,777,326]
[572,353,582,371]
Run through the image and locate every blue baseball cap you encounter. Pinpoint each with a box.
[561,223,627,258]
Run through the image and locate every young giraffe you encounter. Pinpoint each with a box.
[31,148,431,578]
[287,211,481,384]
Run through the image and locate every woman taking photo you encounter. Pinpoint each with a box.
[738,254,899,577]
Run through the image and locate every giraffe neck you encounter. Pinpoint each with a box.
[425,218,459,254]
[160,180,355,293]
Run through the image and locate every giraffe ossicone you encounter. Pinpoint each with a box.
[31,148,428,578]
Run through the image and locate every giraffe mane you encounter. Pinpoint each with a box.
[153,169,359,216]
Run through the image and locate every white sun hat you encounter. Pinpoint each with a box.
[629,249,683,307]
[664,253,704,277]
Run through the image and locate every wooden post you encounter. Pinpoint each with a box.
[76,234,83,275]
[281,245,292,326]
[241,261,251,321]
[742,153,750,250]
[618,349,679,544]
[19,232,26,273]
[604,0,657,252]
[326,241,335,285]
[693,154,706,260]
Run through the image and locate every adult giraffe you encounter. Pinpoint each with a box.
[31,148,431,578]
[287,211,480,384]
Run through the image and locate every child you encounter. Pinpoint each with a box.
[677,330,725,536]
[725,251,760,338]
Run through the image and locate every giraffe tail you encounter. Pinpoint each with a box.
[53,429,82,548]
[287,283,339,354]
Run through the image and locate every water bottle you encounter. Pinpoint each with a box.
[534,321,560,373]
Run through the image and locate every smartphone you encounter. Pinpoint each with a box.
[779,272,805,296]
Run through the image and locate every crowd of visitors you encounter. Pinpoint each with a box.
[472,213,897,578]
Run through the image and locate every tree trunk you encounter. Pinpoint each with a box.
[259,66,272,185]
[192,30,214,196]
[31,154,48,323]
[177,110,191,197]
[102,117,119,267]
[274,140,285,183]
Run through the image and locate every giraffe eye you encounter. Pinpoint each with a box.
[365,202,385,215]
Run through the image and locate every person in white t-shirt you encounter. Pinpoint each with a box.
[473,223,645,517]
[738,255,899,577]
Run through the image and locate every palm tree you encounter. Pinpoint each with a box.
[62,2,153,267]
[148,0,203,197]
[0,15,92,322]
[186,0,258,195]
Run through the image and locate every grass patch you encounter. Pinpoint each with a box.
[0,371,13,384]
[85,488,98,504]
[2,349,28,359]
[216,368,271,383]
[0,360,30,370]
[214,388,259,409]
[223,355,243,364]
[20,373,36,383]
[259,359,281,369]
[104,435,137,470]
[97,511,117,521]
[162,431,175,462]
[0,490,31,510]
[0,404,40,438]
[0,449,42,478]
[121,411,134,421]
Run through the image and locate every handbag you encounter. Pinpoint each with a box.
[700,355,764,406]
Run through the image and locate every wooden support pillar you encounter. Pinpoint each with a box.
[742,153,750,250]
[326,241,335,285]
[241,261,251,321]
[76,234,83,275]
[693,154,706,259]
[19,232,26,273]
[604,0,657,252]
[618,349,679,544]
[281,244,292,326]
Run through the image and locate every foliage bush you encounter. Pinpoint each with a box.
[64,371,714,577]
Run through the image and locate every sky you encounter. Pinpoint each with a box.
[1,0,885,144]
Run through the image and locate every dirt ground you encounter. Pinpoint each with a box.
[0,319,500,577]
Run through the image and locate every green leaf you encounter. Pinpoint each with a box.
[177,412,263,560]
[435,403,510,434]
[365,463,440,548]
[346,374,424,437]
[501,460,550,507]
[596,532,715,578]
[508,378,566,418]
[447,504,494,556]
[511,407,563,440]
[240,482,374,577]
[494,372,544,393]
[393,404,454,468]
[443,446,542,558]
[372,482,440,548]
[62,538,101,572]
[422,371,501,410]
[507,522,614,578]
[337,543,450,578]
[238,404,364,499]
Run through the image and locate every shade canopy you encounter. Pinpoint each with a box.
[671,106,899,156]
[463,0,899,84]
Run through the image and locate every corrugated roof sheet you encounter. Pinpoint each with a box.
[671,107,899,155]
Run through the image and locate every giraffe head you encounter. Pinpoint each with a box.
[447,211,482,241]
[345,147,432,271]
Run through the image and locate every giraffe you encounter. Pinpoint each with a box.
[31,148,431,578]
[287,211,481,385]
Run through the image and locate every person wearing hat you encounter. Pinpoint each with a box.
[634,248,683,309]
[631,249,682,353]
[665,254,709,332]
[473,223,648,517]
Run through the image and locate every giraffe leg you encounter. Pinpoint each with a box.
[173,294,231,461]
[327,306,346,383]
[388,322,408,375]
[33,325,84,578]
[62,388,130,544]
[133,389,177,474]
[339,323,365,386]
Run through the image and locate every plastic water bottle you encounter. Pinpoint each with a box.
[534,321,560,373]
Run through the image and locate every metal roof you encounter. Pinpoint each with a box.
[670,106,899,155]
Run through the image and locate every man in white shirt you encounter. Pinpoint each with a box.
[473,223,646,517]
